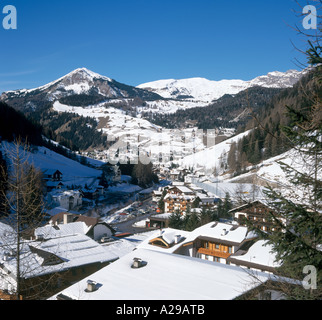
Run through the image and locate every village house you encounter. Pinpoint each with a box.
[0,221,118,300]
[45,181,65,192]
[174,222,249,264]
[163,193,195,214]
[161,185,217,215]
[169,169,180,181]
[163,185,196,214]
[79,188,100,200]
[152,189,163,203]
[43,169,63,182]
[139,223,281,277]
[229,200,282,232]
[147,212,172,229]
[48,190,83,211]
[48,211,116,241]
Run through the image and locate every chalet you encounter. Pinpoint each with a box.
[46,181,65,192]
[174,222,248,264]
[163,193,195,214]
[49,212,116,241]
[43,169,63,182]
[229,200,282,232]
[162,185,196,214]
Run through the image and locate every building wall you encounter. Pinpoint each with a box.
[93,224,113,241]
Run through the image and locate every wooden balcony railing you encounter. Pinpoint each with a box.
[198,248,231,259]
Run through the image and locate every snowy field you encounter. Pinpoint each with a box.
[0,141,102,188]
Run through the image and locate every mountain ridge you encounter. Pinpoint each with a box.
[137,69,307,103]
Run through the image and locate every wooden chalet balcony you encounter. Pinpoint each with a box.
[198,248,231,259]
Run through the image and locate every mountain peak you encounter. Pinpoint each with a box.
[63,67,113,82]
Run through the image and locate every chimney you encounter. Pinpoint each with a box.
[63,213,74,225]
[131,258,147,269]
[221,229,228,236]
[86,280,97,293]
[174,235,181,244]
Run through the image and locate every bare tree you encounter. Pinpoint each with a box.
[0,140,50,299]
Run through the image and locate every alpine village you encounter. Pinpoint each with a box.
[0,4,321,302]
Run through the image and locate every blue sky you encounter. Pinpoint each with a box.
[0,0,317,93]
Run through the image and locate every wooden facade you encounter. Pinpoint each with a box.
[196,238,233,261]
[230,201,278,232]
[164,197,193,215]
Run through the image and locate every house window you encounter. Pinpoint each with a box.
[228,247,232,254]
[215,244,220,250]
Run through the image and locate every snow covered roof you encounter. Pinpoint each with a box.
[181,222,248,246]
[229,200,273,215]
[51,248,281,300]
[35,221,91,239]
[229,240,281,270]
[0,224,118,293]
[174,186,194,194]
[164,193,195,201]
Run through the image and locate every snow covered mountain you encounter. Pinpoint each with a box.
[0,68,162,111]
[137,69,307,104]
[0,67,308,157]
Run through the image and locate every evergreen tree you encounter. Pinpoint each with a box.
[263,133,273,159]
[199,207,212,226]
[168,210,183,229]
[247,42,322,299]
[227,141,237,172]
[222,193,233,218]
[184,211,200,231]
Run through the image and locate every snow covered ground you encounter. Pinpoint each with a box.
[53,101,223,165]
[0,141,102,188]
[176,129,252,171]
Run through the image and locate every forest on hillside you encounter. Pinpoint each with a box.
[226,68,321,173]
[142,86,282,130]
